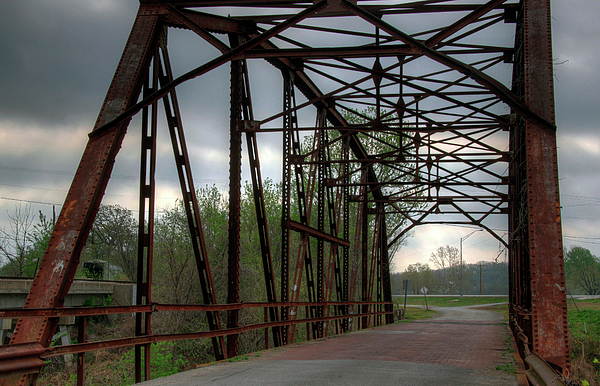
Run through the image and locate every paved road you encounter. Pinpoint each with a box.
[141,305,517,386]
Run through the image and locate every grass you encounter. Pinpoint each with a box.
[392,295,508,308]
[399,306,437,322]
[567,298,600,386]
[568,296,600,311]
[495,362,517,373]
[227,355,249,362]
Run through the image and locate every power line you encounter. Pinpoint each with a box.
[563,239,600,246]
[561,194,600,207]
[0,183,66,192]
[562,194,600,202]
[0,196,61,206]
[0,164,228,183]
[562,216,600,222]
[564,235,600,241]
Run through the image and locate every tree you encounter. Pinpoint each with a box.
[430,245,459,270]
[0,205,52,277]
[429,245,463,294]
[402,262,433,294]
[84,204,137,280]
[564,246,600,295]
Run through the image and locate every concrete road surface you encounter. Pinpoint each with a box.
[140,304,517,386]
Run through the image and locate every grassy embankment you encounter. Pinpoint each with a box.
[567,297,600,386]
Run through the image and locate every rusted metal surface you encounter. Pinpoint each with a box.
[0,343,45,380]
[135,43,160,383]
[226,35,244,359]
[521,0,569,372]
[525,353,566,386]
[3,0,571,383]
[76,317,86,386]
[508,0,570,375]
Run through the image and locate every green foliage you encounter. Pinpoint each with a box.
[106,342,189,386]
[565,246,600,295]
[570,309,600,358]
[470,261,508,295]
[81,295,113,308]
[402,262,433,295]
[495,362,516,373]
[227,355,249,362]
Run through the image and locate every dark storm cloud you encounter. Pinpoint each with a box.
[553,0,600,133]
[0,1,138,125]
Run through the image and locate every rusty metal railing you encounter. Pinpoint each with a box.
[0,300,392,383]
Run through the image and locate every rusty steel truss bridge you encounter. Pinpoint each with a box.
[0,0,569,384]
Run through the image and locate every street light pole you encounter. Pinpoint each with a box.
[460,229,482,298]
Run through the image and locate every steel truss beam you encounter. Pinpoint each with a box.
[0,0,570,383]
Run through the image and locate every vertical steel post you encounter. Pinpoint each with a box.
[76,316,86,386]
[361,171,369,330]
[280,72,293,345]
[521,0,569,371]
[135,47,159,382]
[379,205,394,325]
[316,109,326,338]
[341,137,350,332]
[510,0,570,373]
[246,132,281,346]
[226,33,244,359]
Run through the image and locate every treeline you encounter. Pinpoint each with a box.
[390,245,509,296]
[0,183,283,362]
[390,244,600,297]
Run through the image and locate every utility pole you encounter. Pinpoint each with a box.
[478,263,483,295]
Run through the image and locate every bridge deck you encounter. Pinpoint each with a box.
[139,306,520,386]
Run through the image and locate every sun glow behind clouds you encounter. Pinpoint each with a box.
[392,224,507,273]
[0,119,89,158]
[561,136,600,156]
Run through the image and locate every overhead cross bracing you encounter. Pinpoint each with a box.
[0,0,569,384]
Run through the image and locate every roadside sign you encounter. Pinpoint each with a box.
[420,286,428,294]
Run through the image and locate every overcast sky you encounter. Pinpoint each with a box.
[0,0,598,273]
